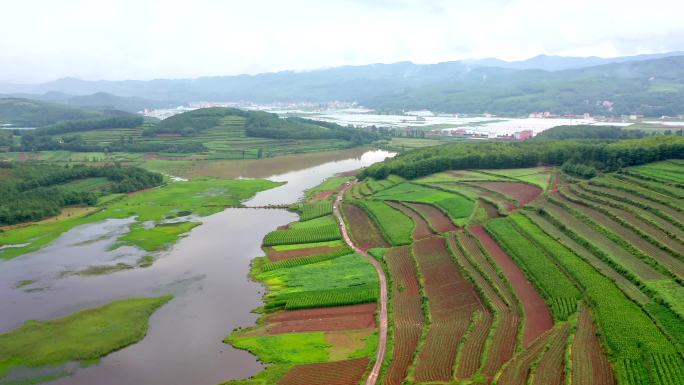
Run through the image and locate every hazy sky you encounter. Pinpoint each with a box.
[1,0,682,83]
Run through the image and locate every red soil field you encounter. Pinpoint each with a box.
[403,202,458,233]
[531,324,570,385]
[383,246,424,385]
[496,328,554,385]
[412,236,483,382]
[386,201,433,240]
[265,303,376,334]
[278,357,370,385]
[470,225,553,346]
[475,182,542,207]
[266,245,346,261]
[341,203,390,250]
[572,305,616,385]
[312,191,333,202]
[479,198,501,219]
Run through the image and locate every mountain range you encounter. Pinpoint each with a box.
[1,52,683,116]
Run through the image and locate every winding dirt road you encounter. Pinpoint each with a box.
[334,180,388,385]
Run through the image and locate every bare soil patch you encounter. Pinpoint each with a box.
[264,304,376,334]
[404,202,457,233]
[278,357,370,385]
[470,225,553,346]
[386,201,432,240]
[341,203,390,250]
[475,182,542,207]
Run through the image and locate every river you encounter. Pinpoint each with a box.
[0,149,393,385]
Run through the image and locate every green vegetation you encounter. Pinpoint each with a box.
[0,98,100,127]
[486,218,581,320]
[371,182,475,224]
[254,252,378,311]
[362,135,684,180]
[116,221,201,251]
[356,200,413,245]
[0,162,163,225]
[513,212,684,385]
[1,177,281,259]
[259,247,352,272]
[227,332,331,364]
[270,240,345,251]
[299,200,333,221]
[262,223,341,246]
[0,296,172,380]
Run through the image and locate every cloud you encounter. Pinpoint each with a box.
[0,0,682,83]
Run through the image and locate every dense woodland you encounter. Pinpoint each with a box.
[361,133,684,179]
[0,162,163,225]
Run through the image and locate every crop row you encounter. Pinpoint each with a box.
[259,247,352,272]
[512,212,684,385]
[615,173,684,199]
[283,285,379,310]
[278,357,370,385]
[403,202,458,233]
[300,200,333,221]
[357,200,413,245]
[262,223,341,246]
[485,218,580,321]
[558,188,684,274]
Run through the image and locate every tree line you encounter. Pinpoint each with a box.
[360,135,684,180]
[0,162,164,225]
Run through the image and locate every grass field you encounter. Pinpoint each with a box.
[0,178,281,259]
[0,296,171,382]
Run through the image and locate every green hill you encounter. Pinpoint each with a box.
[0,98,100,127]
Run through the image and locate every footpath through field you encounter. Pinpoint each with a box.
[334,180,388,385]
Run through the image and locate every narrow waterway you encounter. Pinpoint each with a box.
[0,149,394,385]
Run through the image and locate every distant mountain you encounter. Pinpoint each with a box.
[0,52,683,116]
[0,98,101,127]
[1,91,175,113]
[463,51,684,71]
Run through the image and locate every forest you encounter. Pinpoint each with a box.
[0,162,164,225]
[361,133,684,179]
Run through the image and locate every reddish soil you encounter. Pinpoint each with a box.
[386,202,433,240]
[475,181,542,207]
[266,245,346,262]
[531,324,571,385]
[265,303,376,334]
[404,202,458,233]
[311,191,333,202]
[470,225,553,346]
[497,329,554,385]
[383,246,424,385]
[18,152,29,161]
[278,358,370,385]
[341,203,390,250]
[479,198,501,219]
[412,236,483,382]
[572,305,616,385]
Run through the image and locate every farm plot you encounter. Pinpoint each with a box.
[558,188,684,279]
[469,181,542,207]
[477,167,552,189]
[594,176,684,212]
[266,242,347,262]
[572,304,616,385]
[356,200,413,246]
[262,223,341,246]
[617,173,684,199]
[446,237,495,379]
[412,236,483,382]
[255,253,378,311]
[486,218,581,321]
[495,328,554,385]
[371,182,475,225]
[434,182,517,213]
[385,201,433,240]
[511,212,683,385]
[278,357,370,385]
[341,203,390,250]
[530,323,571,385]
[630,161,684,184]
[570,184,684,254]
[402,202,458,233]
[300,200,333,221]
[383,246,424,385]
[265,303,376,334]
[469,226,553,345]
[456,233,521,377]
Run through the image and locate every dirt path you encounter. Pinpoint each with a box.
[334,180,388,385]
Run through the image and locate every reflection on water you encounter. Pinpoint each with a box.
[0,149,394,385]
[245,149,394,206]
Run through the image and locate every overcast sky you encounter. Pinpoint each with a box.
[1,0,682,83]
